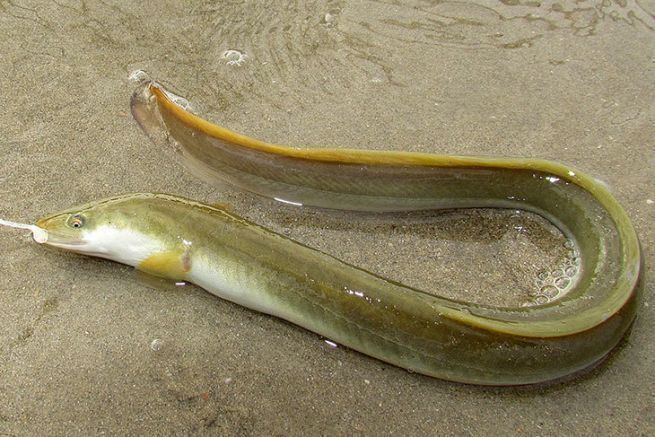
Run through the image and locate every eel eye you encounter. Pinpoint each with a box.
[69,215,85,229]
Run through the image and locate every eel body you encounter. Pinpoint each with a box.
[37,78,642,385]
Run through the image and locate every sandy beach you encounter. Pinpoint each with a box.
[1,1,653,435]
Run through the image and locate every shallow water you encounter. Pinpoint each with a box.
[0,0,653,435]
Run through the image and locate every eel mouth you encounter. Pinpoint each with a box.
[30,225,48,244]
[34,216,86,248]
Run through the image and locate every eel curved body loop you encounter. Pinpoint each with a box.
[94,79,639,384]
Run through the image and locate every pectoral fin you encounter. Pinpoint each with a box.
[138,248,191,280]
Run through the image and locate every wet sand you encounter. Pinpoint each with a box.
[1,1,653,435]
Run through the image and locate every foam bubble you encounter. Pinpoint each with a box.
[540,285,559,299]
[534,295,549,305]
[536,270,549,281]
[150,338,163,351]
[128,69,151,83]
[221,49,248,66]
[554,277,570,289]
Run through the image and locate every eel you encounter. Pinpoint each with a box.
[33,78,642,385]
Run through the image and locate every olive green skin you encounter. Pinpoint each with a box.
[41,79,642,385]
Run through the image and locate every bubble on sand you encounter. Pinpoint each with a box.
[150,338,163,351]
[128,69,151,84]
[320,12,336,27]
[320,7,341,27]
[530,240,581,305]
[533,295,549,305]
[221,49,248,66]
[539,285,559,299]
[555,277,570,289]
